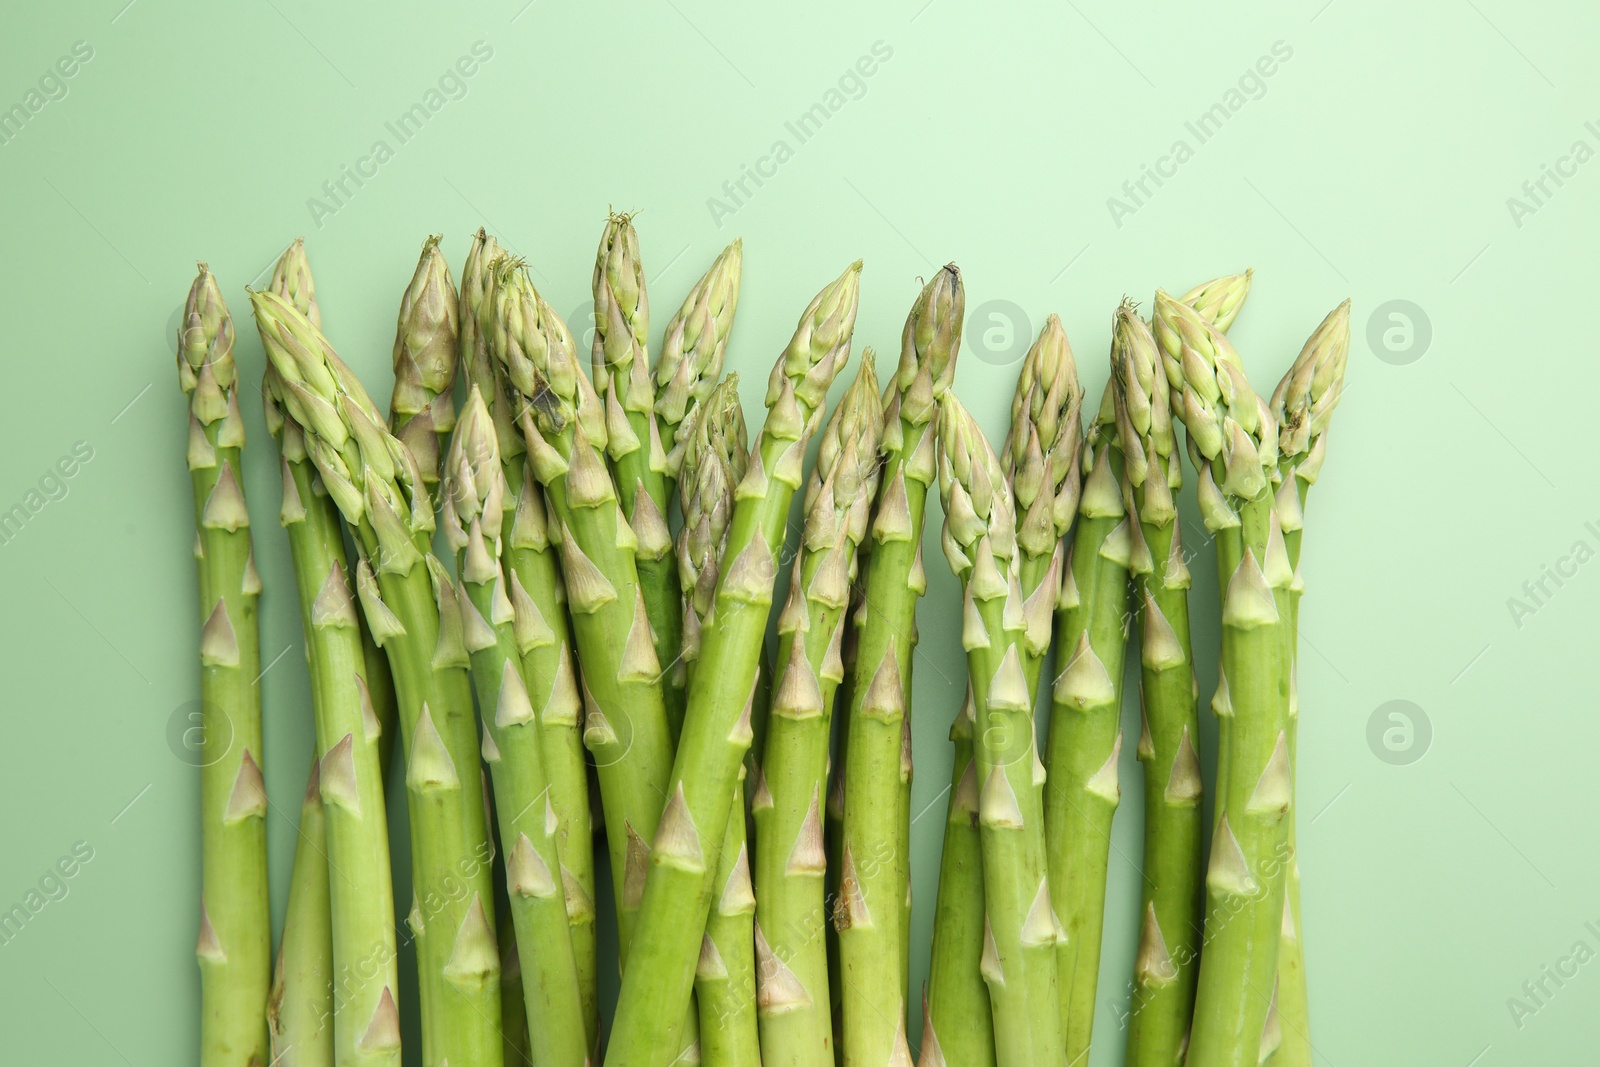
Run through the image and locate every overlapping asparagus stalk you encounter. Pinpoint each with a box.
[443,389,588,1067]
[656,240,744,495]
[252,289,503,1067]
[837,266,961,1066]
[1263,301,1350,1067]
[592,214,685,732]
[752,355,883,1067]
[481,260,676,961]
[389,235,460,488]
[921,315,1080,1067]
[1153,290,1292,1067]
[1121,272,1251,1067]
[269,765,335,1067]
[460,232,599,1041]
[1045,386,1132,1064]
[606,261,862,1067]
[179,267,272,1067]
[669,376,760,1066]
[261,241,403,1067]
[939,393,1069,1067]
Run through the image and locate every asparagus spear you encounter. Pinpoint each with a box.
[1263,301,1350,1067]
[443,389,588,1067]
[480,260,678,965]
[268,764,335,1067]
[606,262,862,1067]
[1043,363,1134,1067]
[1115,302,1200,1067]
[838,266,961,1067]
[1121,272,1251,1067]
[919,688,991,1067]
[179,267,271,1067]
[390,235,460,488]
[264,239,403,1067]
[677,376,748,683]
[461,231,598,1041]
[592,214,685,733]
[936,393,1066,1067]
[1153,291,1292,1067]
[656,240,744,487]
[752,355,883,1067]
[252,290,503,1067]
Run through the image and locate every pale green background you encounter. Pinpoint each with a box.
[0,0,1592,1063]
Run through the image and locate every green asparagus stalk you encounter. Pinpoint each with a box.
[606,261,863,1067]
[922,314,1080,1067]
[752,356,883,1067]
[443,388,588,1067]
[1153,290,1292,1067]
[480,260,678,970]
[179,267,271,1067]
[264,239,404,1067]
[592,213,685,734]
[460,232,599,1043]
[389,235,460,488]
[667,375,762,1066]
[918,687,992,1067]
[1115,302,1200,1067]
[1120,271,1251,1067]
[253,290,503,1067]
[656,240,744,489]
[699,777,761,1067]
[1045,374,1132,1065]
[677,376,748,683]
[269,764,335,1067]
[838,266,961,1067]
[499,928,533,1067]
[1263,300,1350,1067]
[939,392,1067,1067]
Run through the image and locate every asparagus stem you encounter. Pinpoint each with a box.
[269,764,336,1067]
[937,393,1066,1067]
[838,266,961,1067]
[656,240,744,489]
[1112,302,1202,1067]
[389,235,460,489]
[1262,301,1350,1067]
[499,928,533,1067]
[266,240,404,1067]
[605,262,862,1067]
[444,390,588,1067]
[751,358,883,1067]
[460,230,599,1042]
[1044,377,1131,1065]
[1154,291,1294,1067]
[698,780,762,1067]
[591,214,686,735]
[179,267,271,1067]
[919,689,994,1067]
[482,262,679,973]
[670,376,766,1065]
[253,291,503,1067]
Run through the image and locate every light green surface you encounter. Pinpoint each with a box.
[0,2,1593,1065]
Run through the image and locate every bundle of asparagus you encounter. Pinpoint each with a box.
[176,220,1348,1067]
